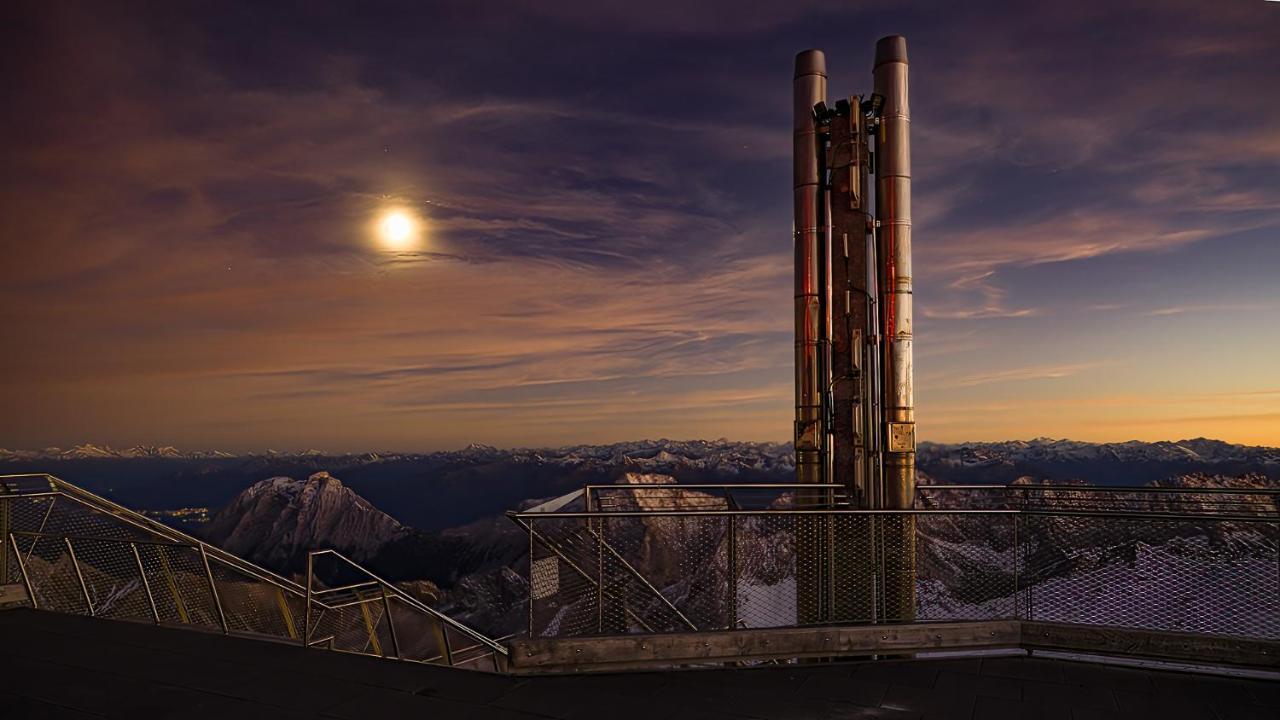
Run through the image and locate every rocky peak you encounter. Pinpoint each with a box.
[204,471,405,571]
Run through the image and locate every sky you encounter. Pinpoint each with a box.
[2,0,1278,452]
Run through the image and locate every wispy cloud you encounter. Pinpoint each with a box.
[1143,303,1270,317]
[938,362,1107,389]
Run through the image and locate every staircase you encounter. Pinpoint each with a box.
[0,473,506,671]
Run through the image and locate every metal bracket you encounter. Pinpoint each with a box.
[887,423,915,452]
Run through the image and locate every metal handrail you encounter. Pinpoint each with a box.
[570,481,1277,517]
[512,507,1277,522]
[1,473,309,597]
[8,529,195,547]
[306,549,508,656]
[918,483,1280,495]
[585,483,847,511]
[578,480,1278,495]
[586,483,844,490]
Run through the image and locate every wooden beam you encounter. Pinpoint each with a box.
[0,582,29,609]
[1022,621,1280,670]
[509,620,1021,674]
[508,620,1280,674]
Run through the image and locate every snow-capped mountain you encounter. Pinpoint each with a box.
[6,436,1276,472]
[915,438,1279,486]
[917,437,1280,468]
[3,437,1276,534]
[0,443,236,461]
[0,438,794,469]
[199,471,529,637]
[203,472,406,569]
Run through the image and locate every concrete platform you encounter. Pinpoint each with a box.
[1,609,1276,719]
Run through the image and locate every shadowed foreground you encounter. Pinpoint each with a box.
[2,609,1276,719]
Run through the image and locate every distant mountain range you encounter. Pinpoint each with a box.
[6,436,1277,468]
[2,437,1275,525]
[0,443,241,460]
[0,439,793,469]
[0,439,795,529]
[916,437,1280,486]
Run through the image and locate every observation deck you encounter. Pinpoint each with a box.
[2,474,1277,719]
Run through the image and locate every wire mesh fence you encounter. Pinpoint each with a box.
[521,496,1279,642]
[1018,512,1279,638]
[0,473,506,671]
[917,484,1280,516]
[6,472,1276,666]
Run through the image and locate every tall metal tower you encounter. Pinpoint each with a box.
[793,35,916,623]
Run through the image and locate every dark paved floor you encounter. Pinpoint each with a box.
[0,609,1275,720]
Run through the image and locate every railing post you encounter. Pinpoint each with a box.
[304,552,314,647]
[1011,514,1019,620]
[527,519,534,637]
[131,542,160,624]
[156,547,189,624]
[596,516,604,634]
[275,588,298,640]
[198,545,229,634]
[825,511,836,623]
[1024,515,1033,621]
[727,515,738,629]
[9,533,36,609]
[872,514,882,622]
[1,497,9,585]
[65,537,93,616]
[381,584,400,659]
[441,621,455,666]
[357,590,383,656]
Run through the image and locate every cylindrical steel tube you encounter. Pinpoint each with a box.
[873,34,916,622]
[794,50,828,491]
[873,35,914,511]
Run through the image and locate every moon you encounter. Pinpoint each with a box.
[378,210,418,250]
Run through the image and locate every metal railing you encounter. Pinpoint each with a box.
[917,483,1280,515]
[305,549,506,671]
[512,483,1279,641]
[584,483,846,512]
[0,473,506,670]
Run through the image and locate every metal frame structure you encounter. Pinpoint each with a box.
[0,473,506,671]
[793,36,919,628]
[513,481,1279,667]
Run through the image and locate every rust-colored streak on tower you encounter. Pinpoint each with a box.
[793,51,828,493]
[873,34,916,621]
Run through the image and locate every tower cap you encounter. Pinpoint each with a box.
[794,49,827,78]
[874,36,908,67]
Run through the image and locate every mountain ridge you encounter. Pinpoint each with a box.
[203,472,406,569]
[4,437,1276,531]
[4,436,1276,464]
